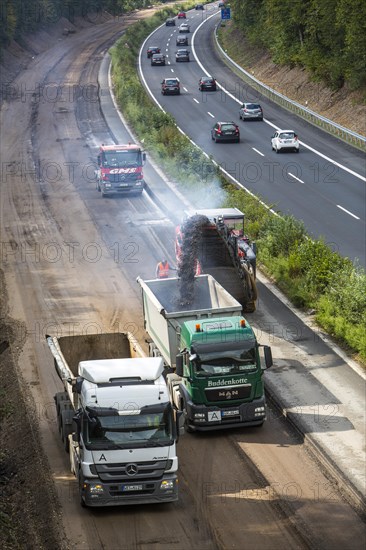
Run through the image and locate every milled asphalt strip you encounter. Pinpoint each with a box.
[99,32,366,514]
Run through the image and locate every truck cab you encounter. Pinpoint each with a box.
[96,144,146,197]
[169,317,272,431]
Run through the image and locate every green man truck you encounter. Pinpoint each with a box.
[137,275,272,431]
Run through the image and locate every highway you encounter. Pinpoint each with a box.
[139,5,366,266]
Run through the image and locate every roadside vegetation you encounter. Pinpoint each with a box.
[110,5,366,364]
[228,0,366,92]
[0,0,163,51]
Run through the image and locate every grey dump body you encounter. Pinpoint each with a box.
[137,275,242,369]
[47,332,142,408]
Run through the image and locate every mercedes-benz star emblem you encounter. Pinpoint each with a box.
[126,463,138,476]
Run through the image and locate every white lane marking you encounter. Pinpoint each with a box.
[166,48,168,52]
[337,205,360,220]
[170,68,174,73]
[168,61,171,65]
[183,87,188,92]
[252,147,264,157]
[288,172,304,183]
[193,98,199,104]
[191,13,366,184]
[208,112,215,118]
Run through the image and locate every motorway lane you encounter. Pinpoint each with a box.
[140,8,366,265]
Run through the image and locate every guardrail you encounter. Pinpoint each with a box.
[215,22,366,152]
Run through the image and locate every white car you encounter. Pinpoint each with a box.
[271,130,299,153]
[179,23,190,33]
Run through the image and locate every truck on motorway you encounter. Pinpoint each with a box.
[175,208,258,313]
[46,332,181,507]
[96,143,146,196]
[137,275,272,432]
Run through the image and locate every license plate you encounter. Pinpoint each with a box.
[226,132,234,135]
[122,484,143,491]
[119,183,128,187]
[222,410,240,417]
[208,411,221,422]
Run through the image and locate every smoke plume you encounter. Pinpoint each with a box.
[177,215,209,306]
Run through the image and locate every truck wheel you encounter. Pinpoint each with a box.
[55,392,69,433]
[60,404,74,452]
[79,473,86,508]
[96,180,101,192]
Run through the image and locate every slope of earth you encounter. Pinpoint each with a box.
[0,268,65,550]
[219,21,366,137]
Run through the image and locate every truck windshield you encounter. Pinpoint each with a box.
[193,348,257,376]
[84,409,173,449]
[103,150,141,167]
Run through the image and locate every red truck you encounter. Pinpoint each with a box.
[96,144,146,196]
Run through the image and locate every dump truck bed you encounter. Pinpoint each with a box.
[137,275,242,368]
[46,332,145,405]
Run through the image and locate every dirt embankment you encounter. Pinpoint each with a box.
[220,22,366,137]
[0,267,65,550]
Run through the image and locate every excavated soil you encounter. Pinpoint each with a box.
[0,268,65,550]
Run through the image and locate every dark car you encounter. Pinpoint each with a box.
[161,77,180,95]
[177,11,186,19]
[239,102,263,121]
[176,49,190,62]
[195,4,204,9]
[151,53,166,66]
[199,76,217,91]
[211,121,240,143]
[176,35,188,46]
[166,18,176,26]
[147,46,160,58]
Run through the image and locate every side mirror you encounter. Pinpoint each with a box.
[142,152,146,162]
[176,354,184,377]
[264,346,273,369]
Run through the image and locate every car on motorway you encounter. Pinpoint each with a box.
[147,46,160,58]
[271,130,299,153]
[177,11,186,19]
[176,49,190,62]
[195,4,204,9]
[211,121,240,143]
[218,1,225,7]
[199,76,217,91]
[179,23,190,33]
[239,102,263,121]
[161,77,180,95]
[176,35,189,46]
[165,18,176,26]
[151,53,166,66]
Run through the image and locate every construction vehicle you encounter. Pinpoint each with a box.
[46,332,181,507]
[96,143,146,196]
[137,275,273,432]
[175,208,257,313]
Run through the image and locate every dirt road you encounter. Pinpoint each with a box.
[0,8,364,550]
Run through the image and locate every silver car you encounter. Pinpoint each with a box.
[239,103,263,121]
